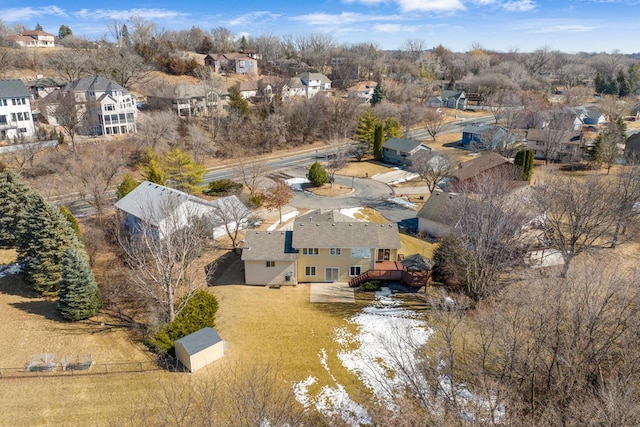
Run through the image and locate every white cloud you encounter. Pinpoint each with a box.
[396,0,466,12]
[72,8,189,21]
[292,12,404,26]
[226,11,281,27]
[503,0,536,11]
[373,23,418,33]
[0,6,67,22]
[517,20,597,33]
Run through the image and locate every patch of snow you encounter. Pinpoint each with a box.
[0,263,21,279]
[338,207,364,220]
[267,210,299,231]
[387,197,417,209]
[388,172,419,185]
[285,177,310,192]
[293,376,317,410]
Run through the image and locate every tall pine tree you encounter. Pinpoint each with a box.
[373,124,383,161]
[19,194,80,295]
[57,247,101,321]
[0,171,32,249]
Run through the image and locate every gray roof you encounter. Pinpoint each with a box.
[462,124,501,134]
[114,181,248,228]
[297,72,331,84]
[65,75,129,95]
[383,138,431,153]
[241,230,298,261]
[295,209,354,224]
[292,220,401,249]
[440,90,465,99]
[417,192,461,225]
[0,79,30,98]
[174,327,222,355]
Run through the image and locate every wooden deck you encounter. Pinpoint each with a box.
[348,261,431,289]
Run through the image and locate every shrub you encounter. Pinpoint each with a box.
[248,193,264,208]
[359,280,381,292]
[307,161,329,186]
[204,179,243,196]
[145,290,219,355]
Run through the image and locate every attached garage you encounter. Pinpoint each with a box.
[174,327,224,372]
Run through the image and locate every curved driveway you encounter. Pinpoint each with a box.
[283,166,417,223]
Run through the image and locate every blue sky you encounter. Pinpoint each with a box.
[2,0,638,53]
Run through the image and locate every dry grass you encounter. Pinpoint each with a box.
[0,249,17,264]
[338,159,392,178]
[400,234,438,259]
[307,183,353,196]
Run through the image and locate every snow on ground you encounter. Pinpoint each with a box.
[338,207,364,220]
[388,172,419,185]
[387,197,417,210]
[0,263,21,279]
[267,210,299,231]
[285,177,310,191]
[294,287,505,425]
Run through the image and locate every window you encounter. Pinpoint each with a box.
[105,104,115,111]
[302,248,318,255]
[16,112,23,121]
[1,99,7,106]
[305,266,317,276]
[0,115,6,124]
[349,266,362,277]
[238,60,245,68]
[378,248,391,261]
[10,113,16,121]
[18,128,27,133]
[330,248,341,255]
[266,261,275,268]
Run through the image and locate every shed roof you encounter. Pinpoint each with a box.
[175,327,222,356]
[417,192,461,225]
[0,79,30,98]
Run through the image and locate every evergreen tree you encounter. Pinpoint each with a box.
[355,108,381,147]
[0,171,32,249]
[514,149,534,182]
[141,148,166,185]
[383,117,403,140]
[116,174,139,200]
[59,206,83,242]
[594,73,606,94]
[591,134,604,165]
[121,24,131,47]
[58,25,72,39]
[370,83,384,105]
[35,23,43,31]
[307,161,329,186]
[373,124,383,161]
[19,194,79,295]
[239,35,249,52]
[619,78,632,98]
[164,148,206,194]
[57,247,101,321]
[228,86,251,119]
[197,36,213,54]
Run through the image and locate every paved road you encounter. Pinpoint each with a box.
[280,166,418,223]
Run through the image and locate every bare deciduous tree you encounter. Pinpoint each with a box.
[117,199,207,324]
[411,152,453,193]
[423,108,446,141]
[263,180,293,224]
[208,196,253,251]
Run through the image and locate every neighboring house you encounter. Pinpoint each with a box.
[427,90,467,110]
[204,53,258,76]
[382,138,432,166]
[460,124,515,150]
[237,80,259,100]
[171,84,225,118]
[296,72,332,98]
[346,80,377,102]
[526,128,583,163]
[282,77,307,100]
[115,181,250,240]
[0,79,36,142]
[418,185,539,239]
[575,106,608,129]
[241,209,402,286]
[625,132,640,162]
[446,152,515,191]
[6,30,55,48]
[25,77,68,100]
[44,76,137,136]
[417,192,461,239]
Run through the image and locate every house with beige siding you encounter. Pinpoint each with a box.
[241,210,402,286]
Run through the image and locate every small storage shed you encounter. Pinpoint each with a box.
[174,327,224,372]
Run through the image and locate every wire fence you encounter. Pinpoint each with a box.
[0,360,185,380]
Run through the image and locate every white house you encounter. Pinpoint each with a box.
[0,79,36,142]
[6,30,55,48]
[45,76,137,136]
[346,80,377,102]
[296,72,332,98]
[115,181,250,240]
